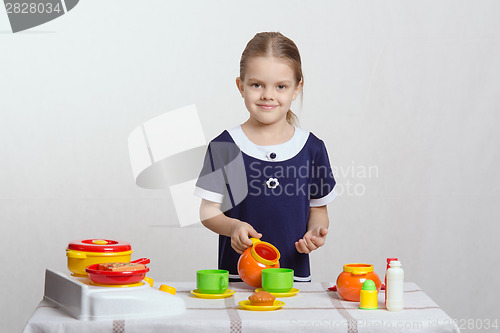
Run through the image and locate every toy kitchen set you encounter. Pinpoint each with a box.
[43,239,186,321]
[31,236,463,333]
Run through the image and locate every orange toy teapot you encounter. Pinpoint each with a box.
[336,263,382,301]
[237,238,280,288]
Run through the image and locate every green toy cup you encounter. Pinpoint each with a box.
[196,269,229,294]
[262,268,294,293]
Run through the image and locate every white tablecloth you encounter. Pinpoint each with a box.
[24,282,460,333]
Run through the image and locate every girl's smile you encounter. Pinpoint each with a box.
[257,104,278,110]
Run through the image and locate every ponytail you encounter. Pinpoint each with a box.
[286,110,299,126]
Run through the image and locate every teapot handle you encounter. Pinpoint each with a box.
[250,238,260,246]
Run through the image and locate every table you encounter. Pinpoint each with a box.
[24,282,460,333]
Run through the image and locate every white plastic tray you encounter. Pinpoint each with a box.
[43,269,186,320]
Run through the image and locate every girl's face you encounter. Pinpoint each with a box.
[236,56,303,126]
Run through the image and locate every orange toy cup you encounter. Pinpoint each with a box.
[237,238,280,288]
[336,263,382,302]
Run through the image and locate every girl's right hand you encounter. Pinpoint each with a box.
[230,220,262,254]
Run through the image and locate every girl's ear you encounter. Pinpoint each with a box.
[292,80,304,101]
[235,77,244,96]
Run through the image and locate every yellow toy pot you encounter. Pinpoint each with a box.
[66,239,133,277]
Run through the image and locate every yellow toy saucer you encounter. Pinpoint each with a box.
[190,289,235,299]
[255,287,300,297]
[238,300,285,311]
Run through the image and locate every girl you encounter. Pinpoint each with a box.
[195,32,337,282]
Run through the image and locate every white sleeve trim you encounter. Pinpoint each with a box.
[310,188,338,207]
[194,186,224,203]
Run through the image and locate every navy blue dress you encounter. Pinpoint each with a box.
[195,126,337,281]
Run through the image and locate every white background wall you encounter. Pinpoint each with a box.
[1,1,499,332]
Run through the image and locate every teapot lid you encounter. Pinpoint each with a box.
[343,263,373,275]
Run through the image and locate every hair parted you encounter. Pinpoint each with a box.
[239,32,303,126]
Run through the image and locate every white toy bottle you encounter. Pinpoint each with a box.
[386,260,404,311]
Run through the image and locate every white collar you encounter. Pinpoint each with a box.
[227,125,310,162]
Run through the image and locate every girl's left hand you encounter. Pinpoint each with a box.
[295,227,328,254]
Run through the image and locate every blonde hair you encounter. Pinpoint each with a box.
[240,32,303,126]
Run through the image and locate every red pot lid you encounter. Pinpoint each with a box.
[67,239,132,253]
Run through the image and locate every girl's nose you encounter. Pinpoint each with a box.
[261,87,275,100]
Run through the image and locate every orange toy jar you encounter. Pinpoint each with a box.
[336,264,382,302]
[237,238,280,288]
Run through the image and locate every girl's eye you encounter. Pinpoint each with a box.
[277,85,287,90]
[251,83,261,88]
